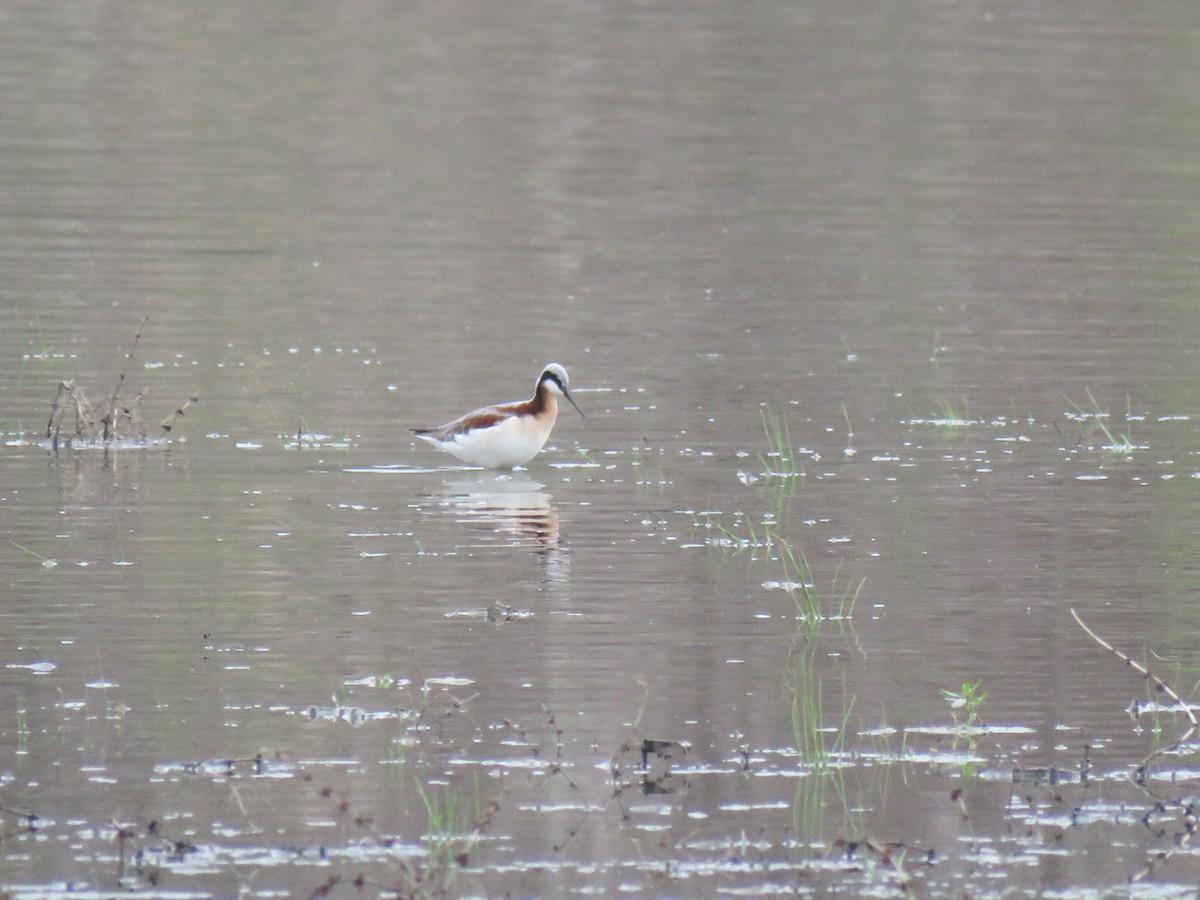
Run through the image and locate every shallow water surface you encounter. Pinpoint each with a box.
[4,2,1200,897]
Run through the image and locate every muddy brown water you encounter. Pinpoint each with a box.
[4,3,1200,897]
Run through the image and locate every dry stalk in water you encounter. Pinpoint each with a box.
[1069,608,1198,771]
[44,319,198,446]
[1072,609,1200,884]
[161,395,199,432]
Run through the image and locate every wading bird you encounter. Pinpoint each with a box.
[412,363,584,468]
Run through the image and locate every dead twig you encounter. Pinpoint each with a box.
[834,837,935,888]
[107,316,146,422]
[46,380,69,439]
[1069,610,1200,883]
[43,319,197,447]
[160,395,199,433]
[1069,607,1198,772]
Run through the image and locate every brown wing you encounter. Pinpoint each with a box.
[412,400,529,440]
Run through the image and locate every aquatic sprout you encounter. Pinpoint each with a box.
[776,535,817,619]
[1061,388,1138,455]
[772,534,861,623]
[9,539,57,568]
[941,680,987,731]
[941,679,987,778]
[693,510,774,555]
[789,648,853,772]
[781,552,862,838]
[933,396,971,427]
[759,405,801,478]
[416,777,486,871]
[712,515,769,553]
[21,310,56,361]
[786,617,856,842]
[907,396,975,430]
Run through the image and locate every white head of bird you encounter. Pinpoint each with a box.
[411,363,584,469]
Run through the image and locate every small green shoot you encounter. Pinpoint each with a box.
[10,540,57,569]
[416,778,483,871]
[786,623,856,838]
[942,679,987,778]
[942,680,987,731]
[1061,388,1137,455]
[905,396,976,431]
[695,512,774,556]
[791,674,854,772]
[776,535,818,620]
[772,534,861,623]
[930,397,972,429]
[384,733,409,769]
[759,406,801,478]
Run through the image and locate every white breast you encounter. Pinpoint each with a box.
[430,413,555,468]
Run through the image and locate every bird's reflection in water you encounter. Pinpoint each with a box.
[429,472,569,585]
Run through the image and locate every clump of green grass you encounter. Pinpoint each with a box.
[416,779,487,871]
[789,645,854,771]
[777,536,818,619]
[19,311,65,361]
[691,509,778,558]
[759,405,801,478]
[785,616,857,838]
[773,534,861,622]
[1061,388,1137,455]
[934,396,970,425]
[908,396,975,430]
